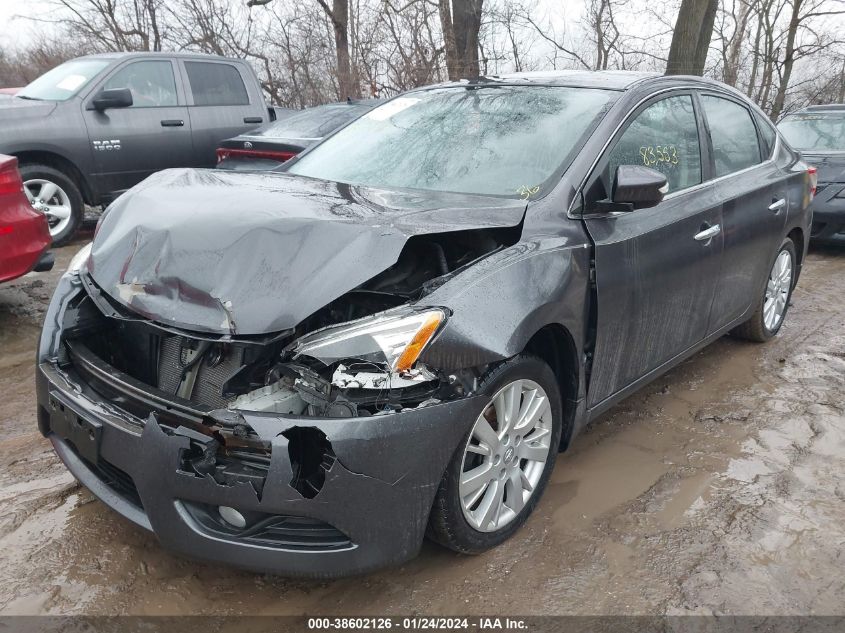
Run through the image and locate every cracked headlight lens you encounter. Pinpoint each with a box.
[67,242,92,274]
[292,307,446,372]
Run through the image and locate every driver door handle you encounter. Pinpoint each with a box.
[694,224,721,241]
[161,119,184,127]
[768,198,786,213]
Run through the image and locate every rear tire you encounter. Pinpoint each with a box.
[19,163,84,246]
[427,354,563,554]
[734,237,797,342]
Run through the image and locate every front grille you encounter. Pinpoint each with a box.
[156,335,244,408]
[64,439,144,510]
[94,456,144,509]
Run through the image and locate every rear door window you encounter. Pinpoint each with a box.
[606,94,702,194]
[700,95,761,177]
[184,62,249,106]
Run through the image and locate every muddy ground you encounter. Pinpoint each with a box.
[0,238,843,617]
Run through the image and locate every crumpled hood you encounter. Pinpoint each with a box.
[89,168,526,335]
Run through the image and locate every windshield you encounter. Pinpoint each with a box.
[287,86,615,197]
[18,59,111,102]
[778,112,845,151]
[255,104,371,140]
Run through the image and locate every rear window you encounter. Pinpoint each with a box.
[778,112,845,151]
[185,62,249,106]
[254,105,368,140]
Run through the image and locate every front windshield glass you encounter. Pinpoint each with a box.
[778,112,845,151]
[287,86,616,197]
[18,59,111,102]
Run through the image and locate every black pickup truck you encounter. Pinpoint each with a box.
[0,52,274,244]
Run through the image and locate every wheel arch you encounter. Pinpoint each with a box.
[12,150,95,206]
[522,323,580,451]
[786,225,804,265]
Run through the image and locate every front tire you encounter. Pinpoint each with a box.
[20,163,84,246]
[734,238,797,342]
[427,355,563,554]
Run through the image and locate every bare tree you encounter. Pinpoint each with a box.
[40,0,165,51]
[438,0,484,79]
[769,0,845,118]
[666,0,719,74]
[248,0,361,99]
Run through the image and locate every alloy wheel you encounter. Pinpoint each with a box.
[24,178,72,239]
[460,379,553,533]
[763,249,793,331]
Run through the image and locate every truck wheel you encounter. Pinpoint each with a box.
[427,355,563,554]
[19,164,84,246]
[733,237,797,342]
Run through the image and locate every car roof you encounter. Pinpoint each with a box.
[420,70,751,94]
[78,51,245,63]
[794,104,845,113]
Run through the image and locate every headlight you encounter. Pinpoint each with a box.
[292,307,446,372]
[67,242,92,274]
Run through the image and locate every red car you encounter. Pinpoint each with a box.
[0,155,53,283]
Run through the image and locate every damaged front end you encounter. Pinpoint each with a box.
[36,211,519,575]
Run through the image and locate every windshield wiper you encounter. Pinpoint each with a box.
[15,95,43,101]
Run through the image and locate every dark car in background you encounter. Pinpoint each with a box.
[778,105,845,240]
[0,52,274,245]
[0,155,53,283]
[216,100,381,170]
[37,72,812,577]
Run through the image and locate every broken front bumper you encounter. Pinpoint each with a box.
[36,358,483,577]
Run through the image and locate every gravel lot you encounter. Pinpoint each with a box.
[0,238,843,617]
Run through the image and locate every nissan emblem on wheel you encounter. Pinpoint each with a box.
[36,71,812,577]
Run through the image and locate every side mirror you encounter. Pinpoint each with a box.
[610,165,668,210]
[91,88,133,111]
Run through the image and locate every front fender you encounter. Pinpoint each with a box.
[417,235,592,374]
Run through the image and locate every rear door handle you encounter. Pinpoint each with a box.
[694,224,721,241]
[161,119,184,127]
[768,198,786,212]
[244,117,263,124]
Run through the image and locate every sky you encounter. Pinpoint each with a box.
[0,0,52,47]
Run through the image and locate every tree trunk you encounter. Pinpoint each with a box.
[438,0,461,80]
[438,0,484,79]
[666,0,718,75]
[724,0,752,86]
[769,0,801,120]
[330,0,359,99]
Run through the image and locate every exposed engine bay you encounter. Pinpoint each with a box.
[62,228,518,420]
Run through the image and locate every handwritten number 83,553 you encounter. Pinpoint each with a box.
[639,145,678,167]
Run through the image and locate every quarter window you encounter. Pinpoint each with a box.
[103,61,177,108]
[754,112,777,158]
[701,95,761,177]
[606,95,702,194]
[185,62,249,106]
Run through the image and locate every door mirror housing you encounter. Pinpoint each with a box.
[91,88,133,111]
[611,165,668,210]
